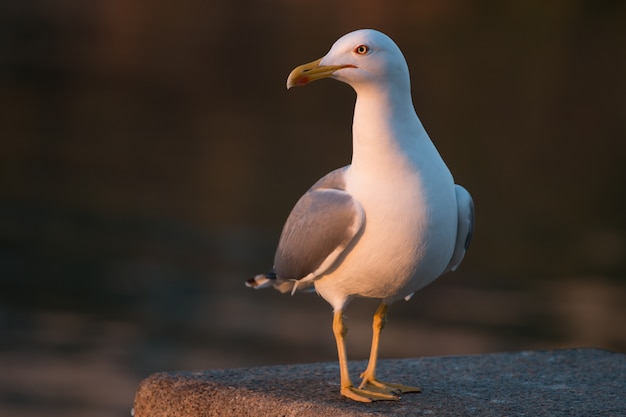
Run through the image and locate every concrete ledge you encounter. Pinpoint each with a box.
[133,348,625,417]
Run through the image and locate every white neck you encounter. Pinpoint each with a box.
[350,84,428,173]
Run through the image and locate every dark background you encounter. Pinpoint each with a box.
[1,1,625,416]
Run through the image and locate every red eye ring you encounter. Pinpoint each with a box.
[355,45,369,55]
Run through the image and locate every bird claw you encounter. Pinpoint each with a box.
[339,377,421,402]
[340,385,400,402]
[359,377,422,396]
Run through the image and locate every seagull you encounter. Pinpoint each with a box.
[246,29,474,402]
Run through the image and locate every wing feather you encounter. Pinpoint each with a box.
[275,187,364,283]
[444,184,474,273]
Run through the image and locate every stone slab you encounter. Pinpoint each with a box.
[133,348,625,416]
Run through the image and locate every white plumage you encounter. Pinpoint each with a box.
[247,29,474,402]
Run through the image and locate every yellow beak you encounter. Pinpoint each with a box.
[286,58,355,89]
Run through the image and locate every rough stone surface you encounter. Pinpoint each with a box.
[133,348,625,417]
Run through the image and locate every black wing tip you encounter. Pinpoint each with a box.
[245,270,277,289]
[464,196,475,250]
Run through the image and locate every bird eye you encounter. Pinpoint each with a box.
[355,45,369,55]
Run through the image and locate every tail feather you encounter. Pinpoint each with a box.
[246,269,317,294]
[245,270,277,289]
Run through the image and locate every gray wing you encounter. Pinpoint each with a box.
[274,167,364,287]
[444,184,474,273]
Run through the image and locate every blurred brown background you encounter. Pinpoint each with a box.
[1,1,625,416]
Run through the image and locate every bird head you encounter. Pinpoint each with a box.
[286,29,410,93]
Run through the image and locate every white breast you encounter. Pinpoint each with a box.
[314,134,457,310]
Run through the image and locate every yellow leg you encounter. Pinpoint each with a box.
[358,303,422,395]
[332,311,399,402]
